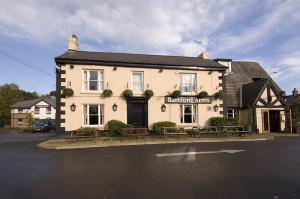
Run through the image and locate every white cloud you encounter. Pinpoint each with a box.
[0,0,261,56]
[210,0,300,54]
[0,0,299,93]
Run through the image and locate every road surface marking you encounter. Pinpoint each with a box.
[156,149,245,157]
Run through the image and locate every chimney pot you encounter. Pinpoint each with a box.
[198,51,209,59]
[68,34,79,51]
[292,88,298,96]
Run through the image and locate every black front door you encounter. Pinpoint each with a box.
[127,98,148,128]
[269,110,280,132]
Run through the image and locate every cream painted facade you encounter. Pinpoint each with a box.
[60,64,223,131]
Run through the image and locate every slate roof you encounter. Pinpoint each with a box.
[286,94,300,105]
[242,78,268,107]
[11,97,56,109]
[55,50,227,70]
[224,61,282,108]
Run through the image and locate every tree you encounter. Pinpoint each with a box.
[0,83,39,125]
[291,96,300,119]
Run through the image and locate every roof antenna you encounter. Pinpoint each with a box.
[194,40,202,55]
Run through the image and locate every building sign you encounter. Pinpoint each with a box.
[164,96,211,104]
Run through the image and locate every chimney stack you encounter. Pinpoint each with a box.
[292,88,299,96]
[198,51,209,59]
[68,34,79,51]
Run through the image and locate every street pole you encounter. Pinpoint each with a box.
[290,109,292,134]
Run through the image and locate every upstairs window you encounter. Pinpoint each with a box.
[83,70,104,92]
[132,72,144,93]
[18,108,23,113]
[46,106,51,114]
[34,106,40,114]
[179,73,197,93]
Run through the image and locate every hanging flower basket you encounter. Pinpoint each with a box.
[144,90,154,99]
[102,89,113,97]
[196,91,208,99]
[213,90,223,100]
[122,89,133,99]
[171,90,181,98]
[62,88,74,98]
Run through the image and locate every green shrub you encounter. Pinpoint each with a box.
[209,117,237,127]
[102,89,113,97]
[106,120,133,136]
[76,127,98,136]
[62,88,74,97]
[213,90,223,100]
[144,90,154,99]
[152,121,176,133]
[122,89,133,99]
[171,90,181,98]
[196,91,208,98]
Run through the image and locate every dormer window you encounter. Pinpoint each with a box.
[179,73,197,94]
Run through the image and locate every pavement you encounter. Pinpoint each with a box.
[38,134,275,150]
[1,131,300,199]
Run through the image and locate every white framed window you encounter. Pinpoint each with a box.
[17,118,23,125]
[179,73,197,93]
[227,109,238,118]
[180,104,198,124]
[83,104,104,126]
[83,70,104,92]
[34,106,40,114]
[46,106,51,114]
[18,108,23,113]
[131,72,144,93]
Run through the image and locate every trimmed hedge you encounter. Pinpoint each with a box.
[209,117,237,126]
[76,127,98,136]
[106,120,133,136]
[152,121,176,133]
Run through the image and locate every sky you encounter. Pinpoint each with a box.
[0,0,299,95]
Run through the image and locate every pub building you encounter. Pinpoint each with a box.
[54,35,289,134]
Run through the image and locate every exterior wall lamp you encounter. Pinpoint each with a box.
[112,103,118,111]
[161,104,166,112]
[213,105,219,112]
[70,103,76,112]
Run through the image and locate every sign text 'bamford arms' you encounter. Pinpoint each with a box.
[165,96,211,104]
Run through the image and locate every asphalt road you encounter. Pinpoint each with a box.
[1,132,300,199]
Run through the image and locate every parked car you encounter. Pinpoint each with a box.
[32,120,55,133]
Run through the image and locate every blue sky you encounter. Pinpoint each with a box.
[0,0,299,95]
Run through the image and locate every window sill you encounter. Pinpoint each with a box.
[82,125,104,128]
[181,92,197,96]
[80,91,103,94]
